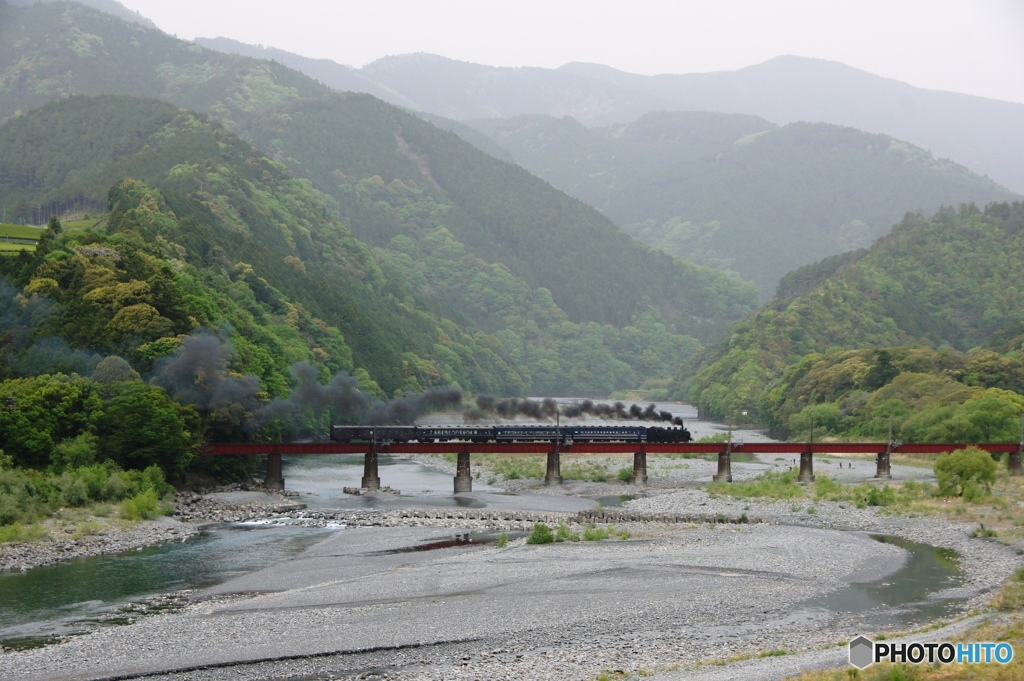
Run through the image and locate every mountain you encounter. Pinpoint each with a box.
[682,201,1024,428]
[467,112,1017,297]
[193,42,1024,195]
[560,56,1024,194]
[7,0,155,28]
[0,96,531,398]
[0,2,761,396]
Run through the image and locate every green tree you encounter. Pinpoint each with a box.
[934,446,998,500]
[95,382,199,476]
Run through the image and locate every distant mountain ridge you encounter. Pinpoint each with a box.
[195,39,1024,195]
[466,111,1017,298]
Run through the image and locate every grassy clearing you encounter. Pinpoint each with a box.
[0,241,36,253]
[441,452,634,483]
[0,223,44,239]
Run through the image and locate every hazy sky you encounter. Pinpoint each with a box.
[118,0,1024,104]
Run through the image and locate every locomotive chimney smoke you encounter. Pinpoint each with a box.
[472,396,559,420]
[259,362,369,426]
[152,332,260,411]
[154,331,462,433]
[469,396,680,424]
[367,386,463,424]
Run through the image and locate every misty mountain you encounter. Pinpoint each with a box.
[0,2,761,396]
[467,111,1017,298]
[194,41,1024,195]
[6,0,155,28]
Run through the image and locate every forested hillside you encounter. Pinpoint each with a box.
[0,1,757,338]
[468,113,1017,297]
[1,96,738,400]
[683,203,1024,442]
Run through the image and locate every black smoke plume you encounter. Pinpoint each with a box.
[153,332,463,432]
[152,332,261,412]
[469,396,683,425]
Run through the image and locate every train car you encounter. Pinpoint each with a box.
[493,425,563,442]
[330,426,417,443]
[569,426,646,442]
[416,426,495,443]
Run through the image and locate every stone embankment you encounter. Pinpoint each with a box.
[248,506,766,532]
[172,490,306,523]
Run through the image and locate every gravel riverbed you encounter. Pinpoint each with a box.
[1,456,1021,681]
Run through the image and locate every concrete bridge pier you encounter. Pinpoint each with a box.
[713,447,732,482]
[875,450,892,479]
[1009,447,1022,476]
[264,450,285,490]
[629,447,648,485]
[454,448,473,492]
[798,449,815,483]
[362,444,381,490]
[545,444,563,486]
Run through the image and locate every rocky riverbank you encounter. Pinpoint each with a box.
[0,486,305,573]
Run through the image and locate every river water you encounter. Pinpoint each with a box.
[0,402,965,648]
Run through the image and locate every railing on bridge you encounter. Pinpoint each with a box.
[204,440,1023,493]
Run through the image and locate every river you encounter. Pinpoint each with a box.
[0,402,966,650]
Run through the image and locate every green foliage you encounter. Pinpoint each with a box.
[554,522,580,542]
[583,524,612,541]
[0,460,173,533]
[495,531,508,548]
[119,488,169,521]
[708,468,805,499]
[934,447,998,499]
[685,204,1024,432]
[617,467,633,482]
[526,522,555,544]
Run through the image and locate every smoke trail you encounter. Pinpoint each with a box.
[152,332,261,411]
[154,331,462,430]
[258,361,368,425]
[471,396,683,425]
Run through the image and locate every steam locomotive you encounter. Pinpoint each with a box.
[330,424,692,445]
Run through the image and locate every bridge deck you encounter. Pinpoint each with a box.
[206,441,1022,456]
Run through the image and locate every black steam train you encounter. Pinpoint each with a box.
[330,424,692,445]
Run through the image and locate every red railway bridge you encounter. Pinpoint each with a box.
[205,440,1023,492]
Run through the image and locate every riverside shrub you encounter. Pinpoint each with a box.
[527,522,554,544]
[935,446,998,499]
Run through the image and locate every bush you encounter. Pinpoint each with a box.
[617,467,632,482]
[495,531,509,548]
[583,524,611,541]
[59,474,90,507]
[50,433,98,472]
[935,447,998,498]
[555,522,580,542]
[119,489,163,520]
[527,522,554,544]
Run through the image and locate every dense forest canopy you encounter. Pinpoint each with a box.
[682,202,1024,442]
